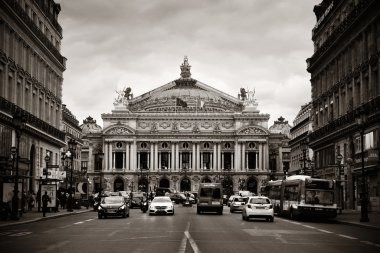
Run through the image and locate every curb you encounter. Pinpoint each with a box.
[335,220,380,231]
[0,209,92,228]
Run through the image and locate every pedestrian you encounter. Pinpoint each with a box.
[42,191,51,217]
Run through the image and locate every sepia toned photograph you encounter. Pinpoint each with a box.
[0,0,379,252]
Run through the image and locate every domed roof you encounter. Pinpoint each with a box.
[126,57,243,113]
[80,116,102,134]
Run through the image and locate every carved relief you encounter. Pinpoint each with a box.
[159,121,171,129]
[106,127,133,135]
[201,122,213,129]
[180,122,192,129]
[238,127,267,135]
[222,121,234,129]
[138,122,149,129]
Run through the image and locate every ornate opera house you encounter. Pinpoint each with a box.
[81,57,275,195]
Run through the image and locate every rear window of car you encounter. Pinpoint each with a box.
[102,197,123,204]
[233,197,246,202]
[200,188,221,198]
[250,198,270,204]
[153,197,171,203]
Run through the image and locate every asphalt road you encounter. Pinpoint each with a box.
[1,205,380,253]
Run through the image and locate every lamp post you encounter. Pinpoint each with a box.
[45,152,50,182]
[336,153,343,214]
[357,111,369,222]
[11,111,27,220]
[66,139,77,212]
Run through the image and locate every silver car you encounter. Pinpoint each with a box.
[230,196,248,213]
[149,196,174,215]
[242,196,274,222]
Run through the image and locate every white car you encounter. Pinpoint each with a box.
[149,196,174,215]
[242,196,274,222]
[230,196,248,213]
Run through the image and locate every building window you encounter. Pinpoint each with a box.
[203,152,211,170]
[183,142,189,149]
[141,142,148,149]
[204,142,210,149]
[224,143,231,149]
[248,151,256,169]
[116,142,123,148]
[162,142,168,149]
[248,142,255,149]
[224,152,232,170]
[115,152,123,169]
[161,152,169,170]
[182,152,190,169]
[140,152,148,170]
[81,161,88,170]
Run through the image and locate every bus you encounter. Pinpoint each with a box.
[263,175,337,219]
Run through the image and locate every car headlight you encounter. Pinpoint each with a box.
[98,206,103,211]
[119,205,125,210]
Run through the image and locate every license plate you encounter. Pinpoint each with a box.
[255,206,265,209]
[212,201,220,205]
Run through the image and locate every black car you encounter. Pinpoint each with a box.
[170,193,195,204]
[130,197,143,208]
[98,196,129,219]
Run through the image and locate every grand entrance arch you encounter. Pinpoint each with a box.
[114,177,124,191]
[222,176,233,196]
[247,177,258,194]
[180,177,191,192]
[159,178,170,188]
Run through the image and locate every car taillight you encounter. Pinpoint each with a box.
[269,204,273,209]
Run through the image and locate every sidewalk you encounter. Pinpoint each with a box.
[0,206,92,228]
[335,209,380,231]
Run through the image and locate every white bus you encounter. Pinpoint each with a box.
[263,175,337,219]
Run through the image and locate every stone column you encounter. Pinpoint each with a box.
[126,142,130,171]
[241,143,246,171]
[213,143,217,171]
[109,143,113,171]
[192,143,196,171]
[196,143,200,171]
[154,143,158,171]
[259,143,263,171]
[171,142,175,171]
[175,143,179,171]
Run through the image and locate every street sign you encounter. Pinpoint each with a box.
[47,164,59,168]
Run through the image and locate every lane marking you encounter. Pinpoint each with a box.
[360,241,380,248]
[337,234,357,240]
[74,221,84,225]
[179,222,201,253]
[9,232,32,237]
[38,240,70,253]
[302,225,316,229]
[317,229,333,234]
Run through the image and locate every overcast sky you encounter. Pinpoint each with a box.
[57,0,319,128]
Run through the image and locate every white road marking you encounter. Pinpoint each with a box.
[302,225,316,229]
[317,229,333,234]
[9,232,32,237]
[337,234,357,240]
[360,241,380,248]
[38,240,70,253]
[73,221,83,225]
[179,222,201,253]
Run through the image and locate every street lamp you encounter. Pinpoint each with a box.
[66,139,77,212]
[336,153,343,214]
[356,111,369,222]
[11,111,27,220]
[45,152,51,182]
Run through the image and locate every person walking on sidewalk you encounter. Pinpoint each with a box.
[42,192,51,217]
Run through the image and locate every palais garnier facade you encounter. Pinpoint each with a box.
[81,57,283,195]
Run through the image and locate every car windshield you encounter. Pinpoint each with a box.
[153,198,171,203]
[249,198,270,204]
[102,197,123,204]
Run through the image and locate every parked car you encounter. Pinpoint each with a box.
[242,196,274,222]
[97,196,130,219]
[149,196,174,215]
[230,196,248,213]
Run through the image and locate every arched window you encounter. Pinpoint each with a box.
[224,143,231,149]
[183,142,189,149]
[248,142,256,149]
[141,142,147,149]
[204,142,210,149]
[162,142,168,149]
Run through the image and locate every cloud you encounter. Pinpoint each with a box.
[57,0,319,127]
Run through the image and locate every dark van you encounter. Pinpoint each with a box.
[197,183,223,215]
